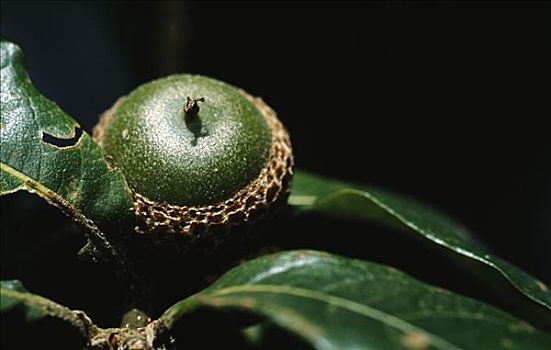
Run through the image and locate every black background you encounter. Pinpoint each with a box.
[1,0,549,298]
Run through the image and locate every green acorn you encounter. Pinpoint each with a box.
[94,75,293,243]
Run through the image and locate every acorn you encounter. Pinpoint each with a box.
[93,75,293,247]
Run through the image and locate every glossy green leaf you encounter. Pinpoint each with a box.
[0,280,94,338]
[160,250,551,350]
[288,171,551,323]
[0,39,135,273]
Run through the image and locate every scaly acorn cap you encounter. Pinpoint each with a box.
[93,74,293,243]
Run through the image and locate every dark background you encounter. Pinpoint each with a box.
[1,1,549,287]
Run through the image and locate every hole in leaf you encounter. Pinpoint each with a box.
[42,127,83,148]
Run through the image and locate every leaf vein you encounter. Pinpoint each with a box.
[206,284,462,350]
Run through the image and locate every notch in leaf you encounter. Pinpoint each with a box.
[42,126,83,148]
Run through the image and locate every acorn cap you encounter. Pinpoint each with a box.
[94,74,293,239]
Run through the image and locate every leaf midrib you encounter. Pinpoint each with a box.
[0,161,130,278]
[202,284,462,350]
[309,187,551,310]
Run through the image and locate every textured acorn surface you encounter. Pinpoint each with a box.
[94,74,293,238]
